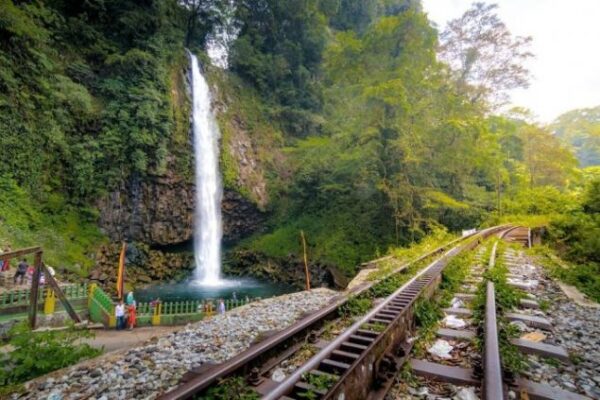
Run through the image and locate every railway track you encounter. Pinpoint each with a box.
[392,227,592,400]
[160,225,593,400]
[158,225,509,400]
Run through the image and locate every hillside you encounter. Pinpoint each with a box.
[551,106,600,167]
[0,0,588,288]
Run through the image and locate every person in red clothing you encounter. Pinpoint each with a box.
[127,300,137,330]
[1,246,11,272]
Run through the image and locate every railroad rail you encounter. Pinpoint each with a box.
[406,227,591,400]
[159,225,508,400]
[258,228,508,400]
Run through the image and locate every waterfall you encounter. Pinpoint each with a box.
[190,53,223,285]
[189,0,239,286]
[205,0,240,69]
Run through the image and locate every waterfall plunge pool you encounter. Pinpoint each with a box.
[135,277,296,303]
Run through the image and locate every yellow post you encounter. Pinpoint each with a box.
[152,303,162,326]
[43,289,56,315]
[88,283,97,307]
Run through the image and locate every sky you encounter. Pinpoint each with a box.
[421,0,600,123]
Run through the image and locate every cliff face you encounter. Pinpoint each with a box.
[93,65,269,286]
[97,180,264,247]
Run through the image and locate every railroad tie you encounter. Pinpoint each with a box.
[505,313,553,331]
[442,307,473,317]
[515,378,593,400]
[409,359,479,386]
[436,327,476,341]
[510,339,570,362]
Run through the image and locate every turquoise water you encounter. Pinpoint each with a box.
[135,277,297,303]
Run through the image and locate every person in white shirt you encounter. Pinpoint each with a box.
[115,301,125,330]
[218,299,226,314]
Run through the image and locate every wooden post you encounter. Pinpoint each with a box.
[28,251,42,329]
[300,230,311,291]
[42,263,81,324]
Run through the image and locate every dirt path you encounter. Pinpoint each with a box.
[83,326,182,352]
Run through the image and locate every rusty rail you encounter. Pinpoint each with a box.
[159,225,511,400]
[484,241,505,400]
[158,228,493,400]
[262,225,508,400]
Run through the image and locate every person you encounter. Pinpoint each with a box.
[150,297,161,311]
[232,291,237,301]
[127,298,137,330]
[217,298,226,314]
[126,291,135,306]
[115,301,125,330]
[26,264,34,283]
[14,258,27,284]
[0,246,11,272]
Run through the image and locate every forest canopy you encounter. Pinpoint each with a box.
[0,0,596,279]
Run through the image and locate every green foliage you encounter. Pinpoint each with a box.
[370,273,409,298]
[539,178,600,301]
[0,0,189,201]
[340,296,373,318]
[471,243,527,376]
[0,174,105,275]
[232,0,327,136]
[552,106,600,167]
[413,298,442,328]
[203,376,259,400]
[299,372,339,399]
[0,322,101,387]
[531,246,600,303]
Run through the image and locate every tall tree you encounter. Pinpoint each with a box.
[438,2,533,107]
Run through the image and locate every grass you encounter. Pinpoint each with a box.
[0,175,106,278]
[203,376,259,400]
[340,296,373,318]
[528,245,600,303]
[0,322,101,392]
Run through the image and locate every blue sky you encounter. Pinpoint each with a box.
[422,0,600,123]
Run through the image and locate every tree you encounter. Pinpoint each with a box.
[438,2,533,107]
[551,106,600,167]
[520,125,577,188]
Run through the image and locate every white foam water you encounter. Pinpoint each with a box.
[190,53,223,286]
[189,0,239,286]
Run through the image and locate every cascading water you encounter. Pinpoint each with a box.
[190,53,223,285]
[190,0,239,286]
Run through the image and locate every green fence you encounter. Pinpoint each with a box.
[0,283,88,308]
[88,284,115,327]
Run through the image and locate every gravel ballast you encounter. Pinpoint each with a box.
[18,288,337,400]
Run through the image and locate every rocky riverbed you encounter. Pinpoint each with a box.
[15,288,337,400]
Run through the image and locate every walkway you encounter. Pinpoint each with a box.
[83,326,181,352]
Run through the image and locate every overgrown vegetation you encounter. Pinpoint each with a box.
[0,322,101,391]
[203,376,259,400]
[340,296,373,318]
[472,242,527,376]
[0,0,597,288]
[411,247,475,357]
[298,372,339,400]
[0,175,104,276]
[529,246,600,303]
